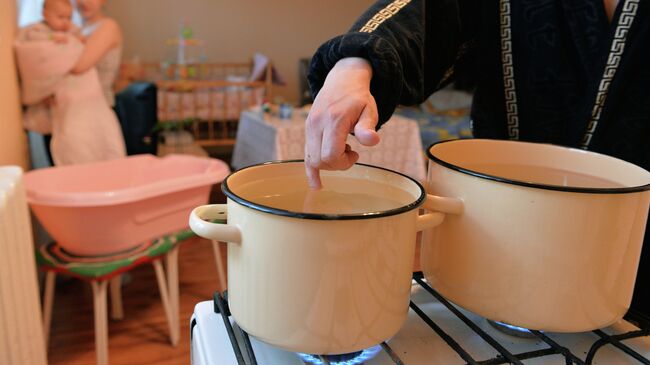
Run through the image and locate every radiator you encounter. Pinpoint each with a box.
[0,166,47,365]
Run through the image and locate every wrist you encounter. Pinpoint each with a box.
[332,57,372,83]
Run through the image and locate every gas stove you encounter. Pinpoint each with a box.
[190,273,650,364]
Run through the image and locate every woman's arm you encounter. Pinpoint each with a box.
[71,18,122,74]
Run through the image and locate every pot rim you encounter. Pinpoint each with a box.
[221,160,426,220]
[427,139,650,194]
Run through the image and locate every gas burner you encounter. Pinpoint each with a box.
[200,274,650,364]
[487,319,536,338]
[297,345,382,365]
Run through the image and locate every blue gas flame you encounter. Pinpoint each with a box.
[297,345,382,365]
[494,321,533,334]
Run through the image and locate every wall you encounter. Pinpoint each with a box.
[105,0,374,103]
[0,0,30,169]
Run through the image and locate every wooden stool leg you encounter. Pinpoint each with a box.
[91,281,109,365]
[42,271,56,346]
[165,246,180,340]
[211,240,227,291]
[109,276,124,320]
[153,260,179,346]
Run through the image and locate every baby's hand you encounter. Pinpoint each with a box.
[71,27,86,43]
[51,33,68,44]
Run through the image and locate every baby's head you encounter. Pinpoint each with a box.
[43,0,73,32]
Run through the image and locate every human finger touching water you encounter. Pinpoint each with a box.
[304,57,380,189]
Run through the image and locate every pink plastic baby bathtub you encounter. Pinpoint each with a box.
[24,154,230,256]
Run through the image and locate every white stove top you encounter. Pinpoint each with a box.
[190,285,650,364]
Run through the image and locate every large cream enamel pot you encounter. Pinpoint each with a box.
[188,161,462,355]
[422,139,650,332]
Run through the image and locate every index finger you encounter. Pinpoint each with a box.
[305,165,322,190]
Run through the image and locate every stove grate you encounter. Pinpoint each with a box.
[211,272,649,365]
[412,272,649,365]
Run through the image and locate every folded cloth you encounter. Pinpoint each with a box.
[14,37,125,165]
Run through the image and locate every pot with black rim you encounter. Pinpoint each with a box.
[189,160,462,354]
[421,139,650,332]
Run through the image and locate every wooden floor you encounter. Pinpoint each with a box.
[47,237,226,365]
[46,232,421,365]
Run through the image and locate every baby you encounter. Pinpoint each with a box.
[19,0,83,43]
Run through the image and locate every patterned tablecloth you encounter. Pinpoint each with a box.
[231,109,426,182]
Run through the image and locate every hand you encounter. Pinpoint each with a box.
[304,57,380,189]
[74,32,86,43]
[70,26,86,43]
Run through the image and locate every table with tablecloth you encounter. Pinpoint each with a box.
[231,109,426,182]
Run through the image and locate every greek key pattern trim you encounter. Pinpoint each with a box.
[359,0,412,33]
[580,0,639,149]
[499,0,520,140]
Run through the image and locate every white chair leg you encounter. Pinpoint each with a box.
[91,281,109,365]
[165,246,180,341]
[211,240,227,291]
[109,276,124,320]
[153,260,179,346]
[42,271,56,347]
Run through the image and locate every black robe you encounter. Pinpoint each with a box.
[309,0,650,325]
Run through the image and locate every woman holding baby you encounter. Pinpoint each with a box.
[17,0,126,166]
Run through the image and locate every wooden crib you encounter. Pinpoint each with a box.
[117,61,273,147]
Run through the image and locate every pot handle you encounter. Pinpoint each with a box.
[189,204,242,244]
[416,194,464,232]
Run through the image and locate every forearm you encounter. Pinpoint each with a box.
[309,0,476,127]
[309,0,423,126]
[71,42,111,74]
[71,56,94,74]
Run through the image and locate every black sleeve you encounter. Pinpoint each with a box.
[308,0,478,127]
